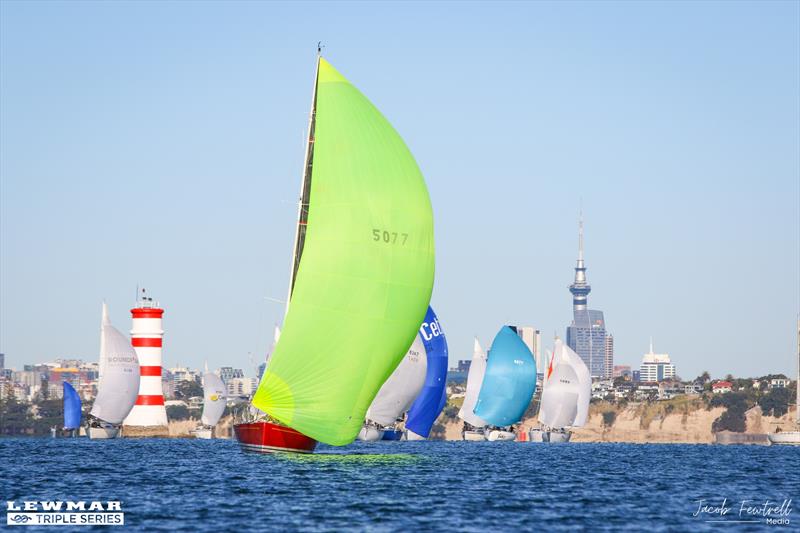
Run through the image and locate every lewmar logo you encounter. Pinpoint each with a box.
[6,501,124,526]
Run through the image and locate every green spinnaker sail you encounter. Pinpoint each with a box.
[252,58,435,446]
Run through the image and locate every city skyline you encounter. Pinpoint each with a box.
[1,2,798,379]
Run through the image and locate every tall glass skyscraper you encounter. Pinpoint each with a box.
[566,217,609,378]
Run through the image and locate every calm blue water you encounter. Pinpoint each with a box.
[1,438,797,531]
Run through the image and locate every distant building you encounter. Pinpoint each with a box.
[769,377,790,389]
[508,326,542,373]
[226,377,258,397]
[712,381,733,394]
[162,369,176,400]
[604,335,614,379]
[168,367,197,383]
[684,382,703,395]
[565,216,611,378]
[639,339,676,382]
[0,353,4,370]
[632,370,641,383]
[447,360,470,384]
[257,362,266,381]
[47,382,63,399]
[219,367,244,384]
[12,371,43,401]
[613,365,631,379]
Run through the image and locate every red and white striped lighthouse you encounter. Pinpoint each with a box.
[122,290,168,430]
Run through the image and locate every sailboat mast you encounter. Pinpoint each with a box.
[284,51,322,316]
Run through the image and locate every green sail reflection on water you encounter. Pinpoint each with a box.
[252,58,435,446]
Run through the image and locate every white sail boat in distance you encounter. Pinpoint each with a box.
[529,337,591,443]
[87,303,140,439]
[458,337,489,440]
[194,363,227,439]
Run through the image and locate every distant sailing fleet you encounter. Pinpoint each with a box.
[56,50,796,453]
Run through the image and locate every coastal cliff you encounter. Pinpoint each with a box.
[435,402,797,443]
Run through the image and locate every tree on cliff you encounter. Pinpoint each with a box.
[758,387,791,417]
[711,392,751,433]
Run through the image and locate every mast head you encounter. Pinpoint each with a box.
[101,301,110,326]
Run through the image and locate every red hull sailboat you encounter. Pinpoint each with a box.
[234,421,317,454]
[233,48,435,453]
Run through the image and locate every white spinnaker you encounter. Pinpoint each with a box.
[201,372,227,427]
[458,337,488,427]
[538,354,580,429]
[562,341,591,427]
[90,313,140,425]
[366,335,427,426]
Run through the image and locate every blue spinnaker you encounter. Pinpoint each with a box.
[473,326,537,427]
[63,381,82,430]
[405,306,448,438]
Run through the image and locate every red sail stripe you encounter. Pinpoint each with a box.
[135,395,165,406]
[132,337,162,348]
[139,366,162,377]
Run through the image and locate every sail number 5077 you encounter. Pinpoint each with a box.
[372,229,408,245]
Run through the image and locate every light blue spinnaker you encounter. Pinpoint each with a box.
[63,382,82,430]
[473,326,537,427]
[405,306,448,438]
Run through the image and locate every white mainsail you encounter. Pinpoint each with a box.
[264,325,281,368]
[90,304,140,424]
[201,372,227,427]
[538,338,591,429]
[366,335,427,426]
[458,337,489,428]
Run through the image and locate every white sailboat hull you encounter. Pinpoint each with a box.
[527,429,545,442]
[767,431,800,445]
[88,426,120,439]
[405,430,426,441]
[544,429,571,443]
[357,426,384,442]
[463,430,486,441]
[193,427,213,439]
[486,430,516,442]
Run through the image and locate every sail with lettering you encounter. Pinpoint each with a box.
[90,304,140,425]
[63,382,82,430]
[405,306,449,439]
[250,56,435,446]
[473,326,537,427]
[201,371,227,427]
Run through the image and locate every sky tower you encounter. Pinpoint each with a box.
[122,289,169,435]
[566,215,612,378]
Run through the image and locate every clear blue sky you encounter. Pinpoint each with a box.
[1,1,798,379]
